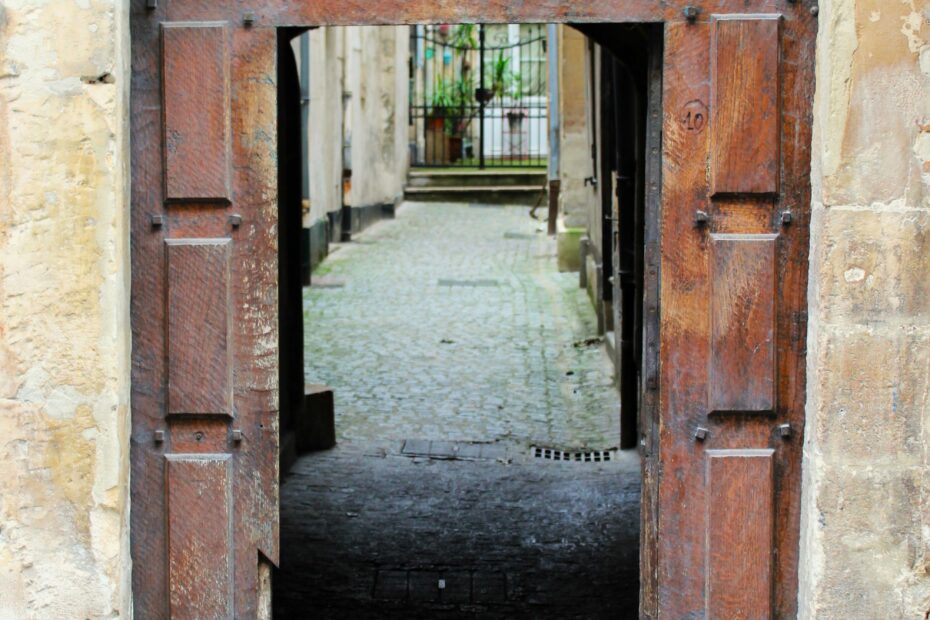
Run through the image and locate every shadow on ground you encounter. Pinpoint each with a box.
[274,441,640,619]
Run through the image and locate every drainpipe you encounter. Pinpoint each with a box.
[546,24,561,236]
[300,33,311,203]
[300,33,312,285]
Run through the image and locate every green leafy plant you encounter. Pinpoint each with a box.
[510,71,526,98]
[429,75,476,137]
[430,75,455,110]
[451,24,478,49]
[489,52,511,103]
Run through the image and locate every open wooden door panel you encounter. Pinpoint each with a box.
[654,10,813,619]
[130,2,279,617]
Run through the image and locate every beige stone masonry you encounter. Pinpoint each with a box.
[801,0,930,616]
[0,1,131,618]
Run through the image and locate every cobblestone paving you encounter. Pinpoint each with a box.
[275,448,640,619]
[303,201,620,450]
[275,202,639,619]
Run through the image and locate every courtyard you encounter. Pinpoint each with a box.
[274,202,640,618]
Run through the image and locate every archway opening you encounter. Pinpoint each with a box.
[274,22,659,618]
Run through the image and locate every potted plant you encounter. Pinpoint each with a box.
[424,25,481,164]
[426,74,476,164]
[426,77,453,163]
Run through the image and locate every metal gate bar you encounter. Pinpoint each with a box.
[410,24,549,169]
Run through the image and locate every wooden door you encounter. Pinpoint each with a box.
[653,12,813,618]
[129,2,814,617]
[130,1,279,617]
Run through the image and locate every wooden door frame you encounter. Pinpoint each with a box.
[130,1,814,617]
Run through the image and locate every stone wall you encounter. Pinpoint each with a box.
[555,26,598,273]
[800,0,930,616]
[557,26,597,231]
[344,26,410,211]
[0,1,131,618]
[302,27,346,227]
[295,26,409,230]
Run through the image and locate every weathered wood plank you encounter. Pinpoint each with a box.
[166,454,234,619]
[710,15,781,195]
[705,449,775,619]
[709,233,777,414]
[162,23,231,203]
[166,239,232,416]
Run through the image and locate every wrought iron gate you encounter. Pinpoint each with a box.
[409,24,548,168]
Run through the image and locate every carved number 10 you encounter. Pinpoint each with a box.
[680,100,708,134]
[683,109,705,132]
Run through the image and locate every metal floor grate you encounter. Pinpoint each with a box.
[531,446,616,463]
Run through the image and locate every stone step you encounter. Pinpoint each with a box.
[407,168,547,188]
[403,184,547,205]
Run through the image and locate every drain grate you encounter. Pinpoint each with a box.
[531,446,616,462]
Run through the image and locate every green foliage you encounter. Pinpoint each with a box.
[429,74,476,136]
[430,75,476,110]
[451,24,478,49]
[429,75,455,109]
[489,52,511,102]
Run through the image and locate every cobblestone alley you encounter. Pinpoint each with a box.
[274,202,640,619]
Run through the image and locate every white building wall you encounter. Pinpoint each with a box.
[294,26,409,229]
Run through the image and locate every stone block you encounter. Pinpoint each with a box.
[297,384,336,452]
[408,571,442,602]
[813,325,928,464]
[556,227,585,273]
[817,1,930,208]
[818,208,930,325]
[807,464,929,617]
[374,570,408,601]
[440,571,472,604]
[472,572,506,603]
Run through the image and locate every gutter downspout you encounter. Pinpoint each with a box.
[300,33,311,204]
[547,23,561,236]
[300,33,312,285]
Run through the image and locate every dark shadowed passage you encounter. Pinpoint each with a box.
[274,203,640,619]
